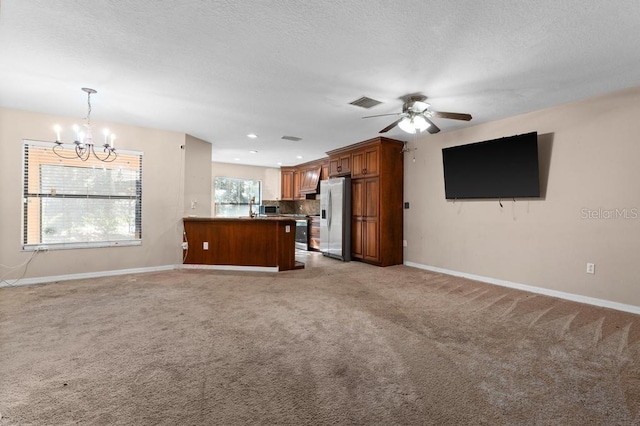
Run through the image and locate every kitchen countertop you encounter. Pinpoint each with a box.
[183,216,298,222]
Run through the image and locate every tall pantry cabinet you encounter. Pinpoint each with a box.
[327,137,404,266]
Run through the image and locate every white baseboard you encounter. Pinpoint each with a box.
[404,261,640,315]
[180,264,278,273]
[0,265,178,288]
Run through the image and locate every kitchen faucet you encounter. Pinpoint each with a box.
[249,196,256,218]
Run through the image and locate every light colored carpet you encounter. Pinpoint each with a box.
[1,253,639,425]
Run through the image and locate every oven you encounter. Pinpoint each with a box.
[294,219,309,250]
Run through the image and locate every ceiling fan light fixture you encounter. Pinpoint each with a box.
[398,115,430,134]
[411,101,429,113]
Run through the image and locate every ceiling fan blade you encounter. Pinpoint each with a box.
[430,111,472,121]
[362,112,403,119]
[379,118,403,133]
[423,117,441,134]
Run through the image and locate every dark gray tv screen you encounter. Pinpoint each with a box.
[442,132,540,199]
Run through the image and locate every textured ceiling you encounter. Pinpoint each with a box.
[1,1,639,167]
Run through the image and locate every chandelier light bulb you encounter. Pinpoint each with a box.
[54,124,62,142]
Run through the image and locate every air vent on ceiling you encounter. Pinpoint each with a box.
[281,135,302,142]
[349,96,382,109]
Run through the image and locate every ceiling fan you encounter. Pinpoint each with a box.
[363,95,472,134]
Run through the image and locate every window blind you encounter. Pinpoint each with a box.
[22,140,143,250]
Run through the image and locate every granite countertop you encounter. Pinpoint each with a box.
[183,216,298,222]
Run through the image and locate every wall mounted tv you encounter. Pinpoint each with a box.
[442,132,540,199]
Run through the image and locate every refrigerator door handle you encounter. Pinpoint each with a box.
[327,187,332,228]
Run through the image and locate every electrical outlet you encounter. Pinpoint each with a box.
[181,242,188,250]
[190,200,197,209]
[586,263,595,274]
[203,242,209,250]
[403,240,408,247]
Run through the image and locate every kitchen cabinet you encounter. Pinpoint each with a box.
[183,217,300,271]
[351,177,380,262]
[321,161,329,181]
[329,154,351,177]
[329,137,403,266]
[293,169,304,200]
[351,145,379,178]
[280,167,295,200]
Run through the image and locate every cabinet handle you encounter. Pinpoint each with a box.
[337,166,342,172]
[363,168,367,174]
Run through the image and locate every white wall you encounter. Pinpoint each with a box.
[0,107,186,280]
[184,134,212,216]
[403,87,640,307]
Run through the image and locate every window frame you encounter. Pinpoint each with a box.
[21,139,144,251]
[213,176,262,218]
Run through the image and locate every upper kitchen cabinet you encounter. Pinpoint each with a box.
[321,161,329,181]
[281,167,295,200]
[328,153,351,177]
[351,144,379,178]
[293,168,304,200]
[280,158,328,200]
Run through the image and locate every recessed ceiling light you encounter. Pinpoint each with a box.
[249,150,258,154]
[234,158,240,161]
[296,155,303,159]
[247,133,257,138]
[277,162,282,165]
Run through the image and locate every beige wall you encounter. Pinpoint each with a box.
[212,161,281,209]
[0,108,186,280]
[403,87,640,307]
[184,134,212,216]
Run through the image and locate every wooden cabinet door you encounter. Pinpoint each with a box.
[351,179,364,259]
[363,146,379,177]
[351,179,364,217]
[364,178,379,218]
[281,169,294,200]
[321,162,329,181]
[293,169,302,199]
[363,178,380,262]
[339,155,351,175]
[351,150,364,178]
[363,218,379,262]
[351,218,364,260]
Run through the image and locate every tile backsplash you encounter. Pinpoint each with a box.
[263,199,320,215]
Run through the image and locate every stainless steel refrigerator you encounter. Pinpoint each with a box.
[320,177,351,261]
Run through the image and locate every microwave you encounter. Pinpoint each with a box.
[259,205,280,215]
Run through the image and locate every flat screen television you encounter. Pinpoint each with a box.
[442,132,540,199]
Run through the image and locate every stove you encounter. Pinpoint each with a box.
[294,219,309,250]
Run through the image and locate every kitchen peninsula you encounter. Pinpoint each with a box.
[182,216,301,271]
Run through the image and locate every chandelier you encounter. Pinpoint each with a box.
[53,88,117,162]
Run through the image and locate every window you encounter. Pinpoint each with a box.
[214,177,261,217]
[22,140,143,250]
